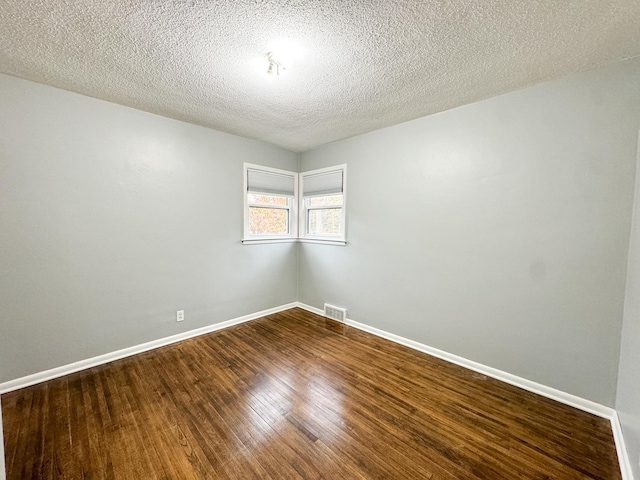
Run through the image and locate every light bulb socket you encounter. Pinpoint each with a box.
[267,52,287,76]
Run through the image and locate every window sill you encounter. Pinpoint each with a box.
[241,238,347,246]
[299,238,347,246]
[242,238,297,245]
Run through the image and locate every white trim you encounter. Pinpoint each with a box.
[350,319,612,416]
[0,303,297,394]
[299,164,347,242]
[243,163,298,242]
[299,239,347,246]
[611,411,635,480]
[246,203,290,210]
[241,238,298,245]
[297,302,615,419]
[295,301,635,476]
[294,302,615,418]
[241,163,347,244]
[241,238,347,246]
[1,302,632,479]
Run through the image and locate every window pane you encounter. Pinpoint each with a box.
[307,194,343,207]
[248,193,288,206]
[249,207,288,235]
[308,208,342,236]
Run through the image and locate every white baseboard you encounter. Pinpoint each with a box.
[0,303,297,395]
[295,302,633,480]
[295,302,612,416]
[1,302,633,479]
[611,412,635,480]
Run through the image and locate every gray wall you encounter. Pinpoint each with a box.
[617,130,640,478]
[2,60,640,475]
[300,58,640,406]
[0,74,298,383]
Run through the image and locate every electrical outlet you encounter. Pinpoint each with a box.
[176,310,184,322]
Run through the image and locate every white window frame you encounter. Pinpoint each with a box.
[242,163,298,244]
[299,165,347,245]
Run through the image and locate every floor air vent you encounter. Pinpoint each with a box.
[324,304,347,323]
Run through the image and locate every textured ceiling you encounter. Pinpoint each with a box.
[1,1,640,152]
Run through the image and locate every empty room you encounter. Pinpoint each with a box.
[1,1,640,479]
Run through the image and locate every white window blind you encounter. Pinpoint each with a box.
[247,169,295,196]
[302,170,343,196]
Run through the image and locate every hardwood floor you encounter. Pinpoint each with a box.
[2,308,621,479]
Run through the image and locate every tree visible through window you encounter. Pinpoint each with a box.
[306,195,343,236]
[248,194,289,235]
[300,166,346,241]
[243,163,345,243]
[243,164,297,241]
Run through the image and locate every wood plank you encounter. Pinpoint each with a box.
[1,308,621,479]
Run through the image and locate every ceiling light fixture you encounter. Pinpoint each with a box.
[266,52,288,77]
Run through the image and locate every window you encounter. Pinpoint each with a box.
[299,165,346,243]
[242,163,346,245]
[243,164,297,242]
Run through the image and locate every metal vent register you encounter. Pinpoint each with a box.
[324,304,347,323]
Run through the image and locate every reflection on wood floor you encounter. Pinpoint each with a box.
[2,307,621,479]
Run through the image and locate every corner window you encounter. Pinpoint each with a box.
[243,164,297,242]
[242,163,346,245]
[299,165,346,242]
